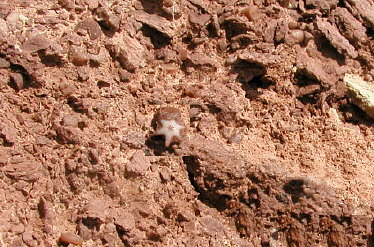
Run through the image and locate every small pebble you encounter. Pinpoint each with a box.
[290,30,304,43]
[59,233,83,245]
[241,6,261,22]
[10,73,24,90]
[228,132,243,144]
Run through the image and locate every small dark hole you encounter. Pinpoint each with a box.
[97,80,110,88]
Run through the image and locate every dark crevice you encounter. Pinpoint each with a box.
[9,64,33,89]
[337,0,345,8]
[141,25,171,49]
[297,93,320,105]
[314,36,346,65]
[230,60,269,100]
[222,20,248,40]
[182,156,201,194]
[366,26,374,39]
[37,50,64,67]
[115,224,129,247]
[339,103,374,125]
[293,71,322,105]
[81,217,101,231]
[206,22,218,38]
[145,135,173,155]
[283,179,307,203]
[97,80,111,89]
[182,155,230,211]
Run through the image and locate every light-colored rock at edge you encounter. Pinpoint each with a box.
[343,73,374,119]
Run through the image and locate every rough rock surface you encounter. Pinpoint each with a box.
[315,18,358,58]
[345,0,374,28]
[133,10,176,38]
[0,0,374,246]
[332,7,367,44]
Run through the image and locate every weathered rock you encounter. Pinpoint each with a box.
[84,0,99,10]
[133,11,176,38]
[343,73,374,119]
[328,223,347,246]
[99,223,124,246]
[345,0,374,29]
[0,148,8,165]
[121,131,146,149]
[3,162,41,181]
[60,82,77,96]
[220,16,251,39]
[183,134,247,206]
[61,114,79,127]
[241,5,262,22]
[42,42,65,65]
[126,150,151,177]
[105,36,147,71]
[35,16,62,25]
[188,53,218,68]
[9,73,24,90]
[0,18,8,37]
[75,19,102,40]
[55,126,83,144]
[0,58,10,69]
[82,199,111,220]
[58,0,74,10]
[284,30,305,46]
[189,13,211,26]
[159,167,171,181]
[296,47,339,87]
[274,19,289,44]
[262,18,277,43]
[286,223,305,247]
[176,211,194,222]
[118,69,131,82]
[238,51,281,66]
[297,84,321,97]
[96,8,120,32]
[315,18,358,58]
[121,36,147,70]
[22,34,51,53]
[38,197,56,220]
[227,132,243,144]
[0,125,18,144]
[199,216,223,236]
[114,211,135,232]
[67,96,91,113]
[332,7,367,44]
[69,47,89,66]
[88,149,100,165]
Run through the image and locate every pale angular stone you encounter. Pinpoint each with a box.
[344,73,374,118]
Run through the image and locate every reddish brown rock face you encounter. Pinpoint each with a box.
[0,0,374,246]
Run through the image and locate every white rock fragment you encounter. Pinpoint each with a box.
[343,73,374,118]
[6,12,28,30]
[155,119,184,147]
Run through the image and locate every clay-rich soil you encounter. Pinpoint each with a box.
[1,0,374,246]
